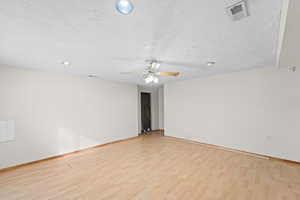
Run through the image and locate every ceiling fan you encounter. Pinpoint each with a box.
[118,57,216,84]
[143,60,180,84]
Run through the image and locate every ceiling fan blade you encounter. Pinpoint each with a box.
[160,60,206,69]
[158,72,180,76]
[112,57,207,69]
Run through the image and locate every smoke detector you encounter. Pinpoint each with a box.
[227,1,249,21]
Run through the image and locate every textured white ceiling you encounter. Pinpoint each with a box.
[0,0,282,85]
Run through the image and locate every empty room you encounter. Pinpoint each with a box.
[1,0,300,199]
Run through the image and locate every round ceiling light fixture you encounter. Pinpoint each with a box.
[116,0,134,15]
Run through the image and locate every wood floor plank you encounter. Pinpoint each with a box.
[0,135,300,200]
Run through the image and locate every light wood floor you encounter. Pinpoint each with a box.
[1,135,300,200]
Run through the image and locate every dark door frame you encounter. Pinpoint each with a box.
[141,92,152,133]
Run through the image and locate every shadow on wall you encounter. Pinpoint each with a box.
[56,127,115,154]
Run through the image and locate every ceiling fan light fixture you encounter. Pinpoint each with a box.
[151,62,160,70]
[144,74,159,84]
[145,75,154,84]
[116,0,134,15]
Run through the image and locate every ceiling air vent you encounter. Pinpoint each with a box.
[227,1,248,21]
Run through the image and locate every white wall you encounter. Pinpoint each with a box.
[165,67,300,162]
[0,66,138,169]
[158,86,164,129]
[279,0,300,68]
[276,0,290,66]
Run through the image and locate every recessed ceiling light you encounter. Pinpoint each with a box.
[116,0,134,15]
[207,61,216,66]
[62,61,70,66]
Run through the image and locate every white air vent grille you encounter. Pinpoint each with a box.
[227,1,248,21]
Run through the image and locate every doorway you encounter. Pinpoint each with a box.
[141,92,151,133]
